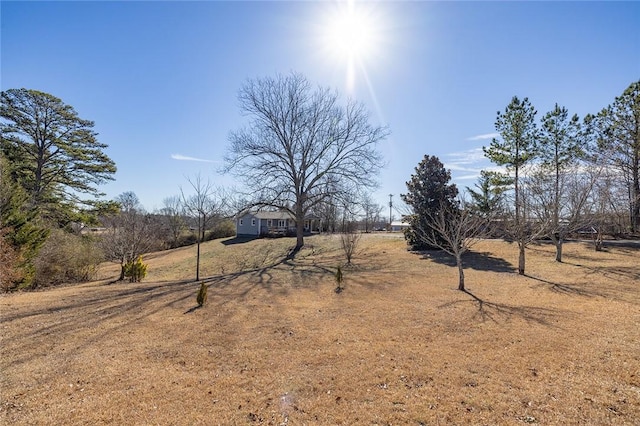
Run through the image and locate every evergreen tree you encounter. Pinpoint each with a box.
[466,170,511,217]
[401,155,458,250]
[483,96,538,275]
[0,89,116,224]
[590,80,640,232]
[538,104,584,261]
[0,154,49,290]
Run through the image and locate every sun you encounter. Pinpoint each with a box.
[318,0,385,92]
[325,4,375,61]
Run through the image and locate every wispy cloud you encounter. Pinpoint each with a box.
[467,132,499,141]
[442,148,487,182]
[445,147,486,166]
[171,154,218,163]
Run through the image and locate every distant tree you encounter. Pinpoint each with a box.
[0,89,116,224]
[484,96,539,275]
[536,104,586,262]
[360,192,383,232]
[407,197,490,291]
[225,72,388,253]
[160,195,186,248]
[466,170,511,217]
[589,80,640,232]
[401,155,458,250]
[311,192,339,233]
[181,174,226,281]
[100,192,159,281]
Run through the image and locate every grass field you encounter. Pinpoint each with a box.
[1,234,639,425]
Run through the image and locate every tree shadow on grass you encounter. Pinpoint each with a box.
[221,235,260,245]
[524,274,601,298]
[419,249,515,273]
[184,305,203,314]
[439,290,565,326]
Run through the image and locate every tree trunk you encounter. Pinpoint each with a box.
[456,255,465,291]
[195,214,201,281]
[518,243,525,275]
[633,153,640,233]
[196,240,201,281]
[295,204,305,251]
[555,238,563,263]
[119,263,125,281]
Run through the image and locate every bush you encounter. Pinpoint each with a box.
[124,255,147,283]
[196,282,208,306]
[33,229,103,288]
[206,220,236,241]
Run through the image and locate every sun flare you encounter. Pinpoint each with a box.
[318,1,386,94]
[325,6,375,60]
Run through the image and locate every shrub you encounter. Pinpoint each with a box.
[340,231,361,264]
[33,229,103,288]
[124,255,148,283]
[196,282,208,306]
[206,220,236,241]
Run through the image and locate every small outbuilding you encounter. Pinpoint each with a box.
[390,220,410,232]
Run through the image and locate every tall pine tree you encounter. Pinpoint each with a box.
[0,89,116,225]
[484,96,538,275]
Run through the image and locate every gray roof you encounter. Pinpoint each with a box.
[253,211,294,220]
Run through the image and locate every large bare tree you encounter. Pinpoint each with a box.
[225,72,388,252]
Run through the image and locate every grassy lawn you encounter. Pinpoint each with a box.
[1,234,639,425]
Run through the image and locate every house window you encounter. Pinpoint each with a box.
[278,219,285,228]
[239,219,243,226]
[251,218,256,226]
[267,219,272,227]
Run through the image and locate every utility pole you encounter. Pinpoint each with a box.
[388,194,393,231]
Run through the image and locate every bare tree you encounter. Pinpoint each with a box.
[527,162,600,262]
[181,174,225,281]
[100,192,159,281]
[407,198,490,291]
[225,72,388,254]
[159,195,186,249]
[360,192,383,233]
[589,165,630,249]
[340,229,361,265]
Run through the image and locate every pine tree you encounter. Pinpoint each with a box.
[0,154,49,289]
[0,88,116,225]
[483,96,538,275]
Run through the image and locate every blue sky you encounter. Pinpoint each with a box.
[2,1,639,215]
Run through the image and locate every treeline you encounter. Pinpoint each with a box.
[402,80,639,287]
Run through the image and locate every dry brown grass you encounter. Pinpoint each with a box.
[1,234,639,425]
